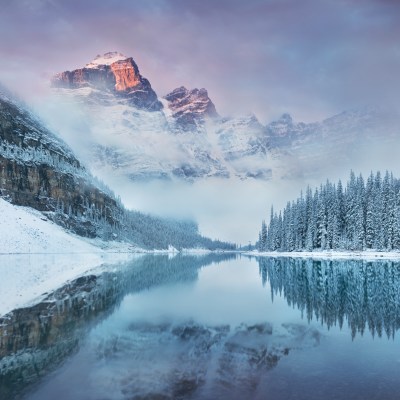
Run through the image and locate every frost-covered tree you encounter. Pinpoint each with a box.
[258,170,400,252]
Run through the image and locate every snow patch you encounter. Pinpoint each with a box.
[85,52,128,69]
[251,250,400,261]
[0,198,141,316]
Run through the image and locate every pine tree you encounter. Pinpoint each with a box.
[259,170,400,252]
[259,220,267,251]
[365,172,375,248]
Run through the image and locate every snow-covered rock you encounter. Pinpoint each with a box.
[264,106,400,178]
[0,87,123,237]
[164,86,219,130]
[0,197,138,315]
[49,53,400,183]
[85,51,128,68]
[51,51,162,111]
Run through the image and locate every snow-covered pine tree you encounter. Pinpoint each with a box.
[259,170,400,252]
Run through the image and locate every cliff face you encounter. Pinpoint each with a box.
[51,52,162,111]
[52,68,116,91]
[164,86,219,129]
[0,92,119,237]
[110,58,141,90]
[50,54,276,181]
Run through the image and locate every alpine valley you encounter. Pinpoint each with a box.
[48,52,400,183]
[0,84,234,251]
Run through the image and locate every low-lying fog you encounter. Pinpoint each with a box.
[35,97,400,245]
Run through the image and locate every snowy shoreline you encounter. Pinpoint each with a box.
[0,198,225,317]
[247,250,400,261]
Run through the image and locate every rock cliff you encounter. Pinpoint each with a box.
[51,52,162,111]
[0,87,234,250]
[164,86,219,129]
[0,90,120,237]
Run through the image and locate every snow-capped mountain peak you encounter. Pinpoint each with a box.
[49,53,400,183]
[85,51,128,68]
[52,52,163,111]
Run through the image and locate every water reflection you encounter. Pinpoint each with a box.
[0,253,234,399]
[5,255,400,400]
[80,320,320,400]
[258,257,400,339]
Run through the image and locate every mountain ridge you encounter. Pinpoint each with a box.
[0,87,234,249]
[50,52,400,183]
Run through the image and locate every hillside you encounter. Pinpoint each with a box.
[0,197,137,315]
[0,86,234,250]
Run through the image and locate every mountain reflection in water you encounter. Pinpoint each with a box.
[0,253,235,399]
[2,254,400,400]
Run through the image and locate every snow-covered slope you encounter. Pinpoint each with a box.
[49,52,400,183]
[50,53,279,181]
[0,86,125,239]
[85,51,128,68]
[0,198,101,254]
[265,107,400,178]
[215,114,277,179]
[0,197,138,315]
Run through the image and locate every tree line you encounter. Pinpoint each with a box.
[258,171,400,252]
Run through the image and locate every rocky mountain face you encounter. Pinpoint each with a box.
[264,107,400,179]
[51,52,162,111]
[164,86,219,130]
[0,89,121,237]
[0,87,234,249]
[50,52,280,181]
[50,52,400,183]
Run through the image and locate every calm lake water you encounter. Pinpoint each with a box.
[1,254,400,399]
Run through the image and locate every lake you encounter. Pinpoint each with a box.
[1,254,400,399]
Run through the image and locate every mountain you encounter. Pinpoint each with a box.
[0,87,119,237]
[50,52,400,183]
[50,52,280,181]
[164,86,219,130]
[51,51,162,112]
[0,86,234,250]
[265,107,400,178]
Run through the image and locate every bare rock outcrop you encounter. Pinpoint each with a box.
[51,52,162,111]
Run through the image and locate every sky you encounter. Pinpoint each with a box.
[1,0,400,123]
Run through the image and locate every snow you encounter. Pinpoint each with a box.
[251,250,400,261]
[0,198,98,254]
[85,52,128,69]
[0,198,228,316]
[46,86,277,181]
[0,198,140,316]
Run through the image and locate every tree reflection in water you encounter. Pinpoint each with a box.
[258,257,400,339]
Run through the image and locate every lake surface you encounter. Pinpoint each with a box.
[1,254,400,399]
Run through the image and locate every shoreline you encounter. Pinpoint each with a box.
[0,197,228,316]
[0,248,232,318]
[246,250,400,261]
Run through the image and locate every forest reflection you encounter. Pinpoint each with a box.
[258,257,400,339]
